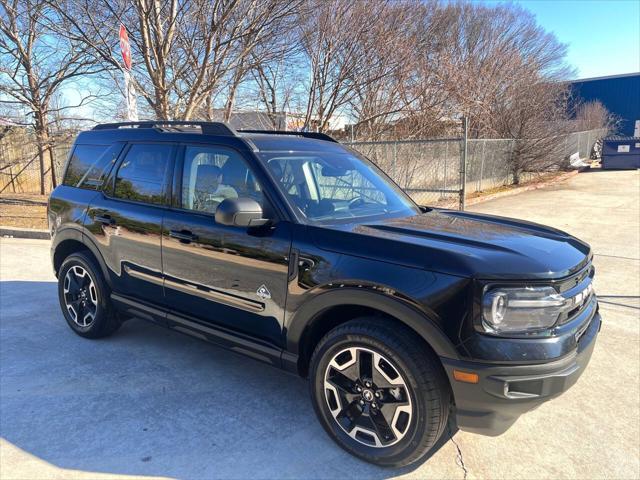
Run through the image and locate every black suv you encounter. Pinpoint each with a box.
[48,121,601,467]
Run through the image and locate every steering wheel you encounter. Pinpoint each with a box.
[348,197,367,209]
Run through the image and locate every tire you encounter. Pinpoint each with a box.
[57,251,121,338]
[309,317,450,467]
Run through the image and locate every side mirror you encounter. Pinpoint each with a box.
[215,197,270,227]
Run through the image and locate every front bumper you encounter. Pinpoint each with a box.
[441,311,601,436]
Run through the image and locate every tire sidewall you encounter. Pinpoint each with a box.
[310,331,431,466]
[58,253,110,336]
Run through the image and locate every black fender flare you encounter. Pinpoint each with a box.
[285,288,460,370]
[50,225,83,253]
[52,227,113,288]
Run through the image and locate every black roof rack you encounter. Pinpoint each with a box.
[92,121,236,136]
[91,122,338,143]
[237,129,338,143]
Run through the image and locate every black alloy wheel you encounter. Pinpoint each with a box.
[323,346,413,448]
[58,252,122,338]
[310,318,450,467]
[63,264,98,328]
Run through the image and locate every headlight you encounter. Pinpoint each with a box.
[482,286,569,334]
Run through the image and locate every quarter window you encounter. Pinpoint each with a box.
[113,144,172,205]
[62,144,112,189]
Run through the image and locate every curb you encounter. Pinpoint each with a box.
[431,170,580,210]
[0,226,51,240]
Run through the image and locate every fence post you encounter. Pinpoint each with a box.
[459,117,468,211]
[478,140,486,192]
[576,132,581,158]
[392,141,398,181]
[508,140,514,184]
[443,141,449,198]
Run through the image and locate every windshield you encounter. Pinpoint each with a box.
[258,149,420,222]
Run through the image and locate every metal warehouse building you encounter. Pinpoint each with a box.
[570,72,640,137]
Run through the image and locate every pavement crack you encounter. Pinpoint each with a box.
[448,425,468,480]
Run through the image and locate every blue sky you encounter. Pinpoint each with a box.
[492,0,640,79]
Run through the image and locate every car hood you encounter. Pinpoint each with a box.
[310,209,592,279]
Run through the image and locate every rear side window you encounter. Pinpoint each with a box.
[62,144,112,189]
[113,144,172,205]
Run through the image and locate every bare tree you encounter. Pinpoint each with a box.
[574,100,618,134]
[299,0,405,132]
[346,1,425,140]
[251,55,294,128]
[246,20,306,128]
[0,0,104,193]
[489,79,571,183]
[55,0,301,121]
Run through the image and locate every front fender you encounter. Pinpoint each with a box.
[285,287,461,362]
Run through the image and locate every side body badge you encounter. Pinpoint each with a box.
[256,284,271,300]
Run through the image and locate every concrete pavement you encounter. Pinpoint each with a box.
[0,169,638,479]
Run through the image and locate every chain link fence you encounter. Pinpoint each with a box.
[341,138,463,206]
[344,128,608,208]
[0,131,71,195]
[1,127,607,207]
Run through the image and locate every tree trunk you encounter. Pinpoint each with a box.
[42,129,56,189]
[223,71,244,123]
[223,90,236,122]
[35,115,47,195]
[270,87,278,129]
[37,143,46,194]
[49,146,57,189]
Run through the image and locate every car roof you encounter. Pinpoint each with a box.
[74,122,343,153]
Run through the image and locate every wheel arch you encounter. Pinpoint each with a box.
[285,288,459,377]
[52,231,111,288]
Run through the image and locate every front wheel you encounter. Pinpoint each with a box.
[309,318,450,467]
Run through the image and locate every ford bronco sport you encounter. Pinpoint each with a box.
[48,121,601,467]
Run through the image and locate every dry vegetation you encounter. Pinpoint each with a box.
[0,193,48,229]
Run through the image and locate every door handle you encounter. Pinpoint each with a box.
[169,229,198,243]
[287,249,299,282]
[94,214,115,226]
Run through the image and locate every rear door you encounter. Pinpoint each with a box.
[161,144,292,347]
[85,142,175,305]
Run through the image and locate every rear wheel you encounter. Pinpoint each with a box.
[309,318,450,467]
[58,252,121,338]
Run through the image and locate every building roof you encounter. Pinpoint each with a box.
[569,72,639,83]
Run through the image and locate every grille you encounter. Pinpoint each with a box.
[557,263,595,326]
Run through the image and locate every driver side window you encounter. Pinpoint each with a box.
[181,146,263,214]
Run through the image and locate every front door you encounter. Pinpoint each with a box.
[161,144,292,347]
